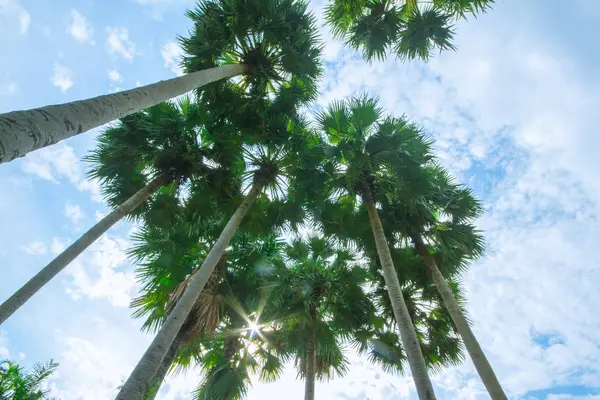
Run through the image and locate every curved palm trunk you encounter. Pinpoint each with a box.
[146,327,188,400]
[0,174,169,325]
[304,325,316,400]
[412,234,507,400]
[116,182,262,400]
[364,199,436,400]
[0,64,246,164]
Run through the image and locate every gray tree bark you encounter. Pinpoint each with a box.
[412,234,507,400]
[365,200,437,400]
[0,64,246,164]
[0,174,169,325]
[304,325,316,400]
[145,327,187,400]
[115,182,262,400]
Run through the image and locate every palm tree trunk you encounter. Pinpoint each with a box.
[364,199,437,400]
[304,325,316,400]
[412,234,507,400]
[115,182,262,400]
[0,64,246,164]
[0,174,170,325]
[145,326,188,400]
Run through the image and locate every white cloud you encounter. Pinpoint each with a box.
[106,27,135,61]
[1,82,18,96]
[131,0,191,20]
[51,63,74,93]
[49,327,149,400]
[21,144,102,202]
[0,0,30,34]
[21,241,48,255]
[95,210,106,222]
[65,203,85,226]
[64,235,136,308]
[68,10,94,44]
[0,330,10,359]
[160,41,183,75]
[50,237,68,255]
[17,6,29,33]
[108,69,122,82]
[108,84,122,94]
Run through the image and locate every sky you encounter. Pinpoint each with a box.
[1,0,600,399]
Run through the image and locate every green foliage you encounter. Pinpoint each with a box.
[86,96,235,220]
[0,359,59,400]
[325,0,494,61]
[360,247,466,373]
[263,237,374,382]
[181,0,323,134]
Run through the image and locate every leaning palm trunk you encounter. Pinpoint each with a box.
[0,174,170,325]
[145,259,227,399]
[412,235,507,400]
[146,327,188,400]
[364,199,437,400]
[0,64,246,164]
[116,182,262,400]
[304,324,317,400]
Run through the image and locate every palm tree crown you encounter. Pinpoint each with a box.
[263,237,374,399]
[0,359,58,400]
[325,0,494,61]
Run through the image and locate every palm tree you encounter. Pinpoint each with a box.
[380,164,507,399]
[0,97,216,325]
[314,95,437,399]
[190,236,285,399]
[315,186,469,377]
[128,223,228,399]
[354,246,465,375]
[0,359,58,400]
[116,131,320,398]
[325,0,494,62]
[263,237,374,400]
[0,0,321,164]
[128,215,284,399]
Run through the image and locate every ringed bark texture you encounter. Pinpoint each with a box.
[0,64,246,163]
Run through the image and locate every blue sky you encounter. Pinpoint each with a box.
[1,0,600,399]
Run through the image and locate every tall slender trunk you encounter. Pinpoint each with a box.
[364,199,436,400]
[412,234,507,400]
[116,182,262,400]
[304,324,316,400]
[147,260,226,400]
[0,174,169,325]
[145,326,188,400]
[0,64,247,164]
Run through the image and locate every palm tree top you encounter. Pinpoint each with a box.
[181,0,322,102]
[325,0,494,62]
[85,96,234,221]
[0,359,59,400]
[316,95,433,200]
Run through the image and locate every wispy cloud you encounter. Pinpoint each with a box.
[107,69,122,82]
[106,27,135,61]
[64,235,136,308]
[0,0,30,34]
[68,10,94,44]
[21,241,48,255]
[1,82,19,97]
[50,63,74,93]
[160,41,183,75]
[65,203,85,227]
[20,144,102,202]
